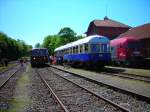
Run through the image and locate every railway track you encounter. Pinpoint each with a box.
[50,66,150,112]
[102,66,150,83]
[35,69,69,112]
[0,65,25,110]
[100,71,150,83]
[0,65,21,89]
[37,68,130,112]
[51,66,150,101]
[0,64,19,75]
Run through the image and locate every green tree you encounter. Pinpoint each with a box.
[42,35,61,54]
[76,35,85,40]
[42,27,85,55]
[58,27,77,45]
[35,43,41,48]
[0,32,32,61]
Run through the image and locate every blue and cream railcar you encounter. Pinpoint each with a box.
[55,35,111,67]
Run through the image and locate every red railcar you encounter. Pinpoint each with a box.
[110,37,143,66]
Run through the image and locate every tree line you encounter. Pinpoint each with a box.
[0,32,32,61]
[35,27,85,54]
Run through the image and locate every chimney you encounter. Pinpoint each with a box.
[104,16,108,20]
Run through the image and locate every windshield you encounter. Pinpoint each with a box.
[128,41,141,49]
[31,49,48,56]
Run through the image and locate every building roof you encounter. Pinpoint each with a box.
[118,23,150,40]
[92,16,131,28]
[55,35,109,52]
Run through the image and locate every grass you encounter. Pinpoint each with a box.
[3,65,32,112]
[0,63,17,73]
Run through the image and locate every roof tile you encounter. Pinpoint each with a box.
[118,23,150,39]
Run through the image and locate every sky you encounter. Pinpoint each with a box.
[0,0,150,46]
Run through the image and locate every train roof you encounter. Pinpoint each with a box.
[32,48,48,50]
[31,48,48,52]
[110,36,139,46]
[55,35,109,52]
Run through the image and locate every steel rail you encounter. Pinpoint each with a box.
[105,66,150,79]
[100,72,150,83]
[0,64,19,75]
[0,67,21,89]
[47,68,130,112]
[50,65,150,103]
[35,69,69,112]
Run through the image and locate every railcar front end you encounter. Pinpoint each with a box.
[31,48,49,67]
[110,37,143,66]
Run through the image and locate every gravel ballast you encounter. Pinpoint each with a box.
[50,67,150,112]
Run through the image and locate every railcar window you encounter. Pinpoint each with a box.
[73,47,76,54]
[62,50,65,55]
[69,48,71,54]
[76,46,78,53]
[71,48,72,54]
[99,44,101,53]
[64,50,66,54]
[68,48,70,54]
[90,44,100,53]
[66,49,69,54]
[78,45,80,53]
[103,44,107,53]
[84,44,88,53]
[67,49,69,54]
[80,45,83,53]
[101,44,104,53]
[71,47,73,54]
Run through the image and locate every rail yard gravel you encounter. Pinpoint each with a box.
[39,68,125,112]
[26,68,63,112]
[0,65,20,86]
[49,67,150,112]
[0,66,24,111]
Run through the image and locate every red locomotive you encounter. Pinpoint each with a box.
[110,36,143,66]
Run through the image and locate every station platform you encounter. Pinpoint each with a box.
[51,65,150,99]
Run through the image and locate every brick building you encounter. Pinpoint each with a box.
[86,16,131,40]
